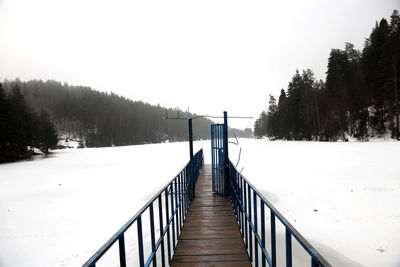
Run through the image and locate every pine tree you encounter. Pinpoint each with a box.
[0,84,10,162]
[32,110,58,153]
[277,89,289,139]
[362,19,391,135]
[254,113,265,138]
[7,84,33,160]
[389,10,400,139]
[266,95,278,138]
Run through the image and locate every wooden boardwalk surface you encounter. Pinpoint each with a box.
[171,164,251,267]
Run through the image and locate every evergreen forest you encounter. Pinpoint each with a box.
[0,80,251,162]
[0,83,58,162]
[254,10,400,141]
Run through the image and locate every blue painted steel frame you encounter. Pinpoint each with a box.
[227,162,331,267]
[211,123,226,196]
[82,149,204,267]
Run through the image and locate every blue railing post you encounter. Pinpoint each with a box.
[118,234,127,267]
[223,111,229,195]
[286,229,292,267]
[248,185,252,262]
[149,203,156,267]
[183,168,187,215]
[254,191,258,267]
[175,179,180,240]
[158,195,165,267]
[244,182,248,249]
[185,167,189,215]
[137,215,145,267]
[240,176,245,239]
[261,202,266,267]
[171,183,176,249]
[179,174,184,230]
[165,188,171,263]
[236,171,240,221]
[271,212,276,267]
[219,125,222,194]
[188,118,194,199]
[211,126,215,191]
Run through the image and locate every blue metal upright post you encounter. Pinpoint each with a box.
[118,234,126,267]
[137,215,145,267]
[223,111,229,195]
[286,229,292,267]
[188,118,194,199]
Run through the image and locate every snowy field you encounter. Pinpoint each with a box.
[0,142,197,267]
[0,140,400,266]
[231,139,400,267]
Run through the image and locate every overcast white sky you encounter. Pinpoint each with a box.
[0,0,398,129]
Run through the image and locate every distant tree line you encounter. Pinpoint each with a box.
[255,10,400,141]
[1,79,252,155]
[0,83,58,162]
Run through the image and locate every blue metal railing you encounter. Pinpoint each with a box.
[82,149,204,267]
[227,161,331,267]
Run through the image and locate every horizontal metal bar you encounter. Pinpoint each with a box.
[192,115,253,119]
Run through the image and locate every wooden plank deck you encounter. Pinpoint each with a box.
[171,164,251,267]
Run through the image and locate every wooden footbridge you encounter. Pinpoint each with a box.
[83,112,331,267]
[171,164,250,266]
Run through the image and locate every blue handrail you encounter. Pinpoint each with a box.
[82,149,204,267]
[227,161,331,267]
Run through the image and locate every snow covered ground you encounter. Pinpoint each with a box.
[0,140,399,266]
[0,142,196,267]
[231,139,400,267]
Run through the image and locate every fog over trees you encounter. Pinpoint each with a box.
[0,79,251,162]
[0,83,58,162]
[255,10,400,141]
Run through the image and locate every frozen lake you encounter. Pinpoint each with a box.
[0,139,399,266]
[232,139,400,267]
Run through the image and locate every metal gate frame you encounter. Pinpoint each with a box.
[211,123,226,195]
[211,112,229,196]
